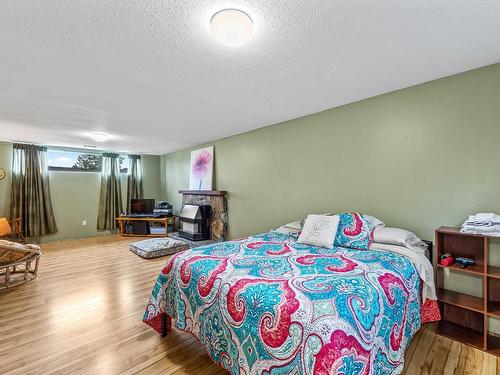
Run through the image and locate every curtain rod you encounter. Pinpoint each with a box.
[46,145,142,156]
[2,140,145,156]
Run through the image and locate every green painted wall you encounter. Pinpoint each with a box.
[161,63,500,332]
[0,142,162,241]
[142,155,162,201]
[161,63,500,241]
[46,154,161,241]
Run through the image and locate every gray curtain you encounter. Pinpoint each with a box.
[9,143,58,237]
[126,155,143,211]
[97,153,123,230]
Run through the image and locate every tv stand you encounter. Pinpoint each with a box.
[115,216,176,237]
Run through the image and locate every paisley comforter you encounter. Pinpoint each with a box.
[144,232,438,374]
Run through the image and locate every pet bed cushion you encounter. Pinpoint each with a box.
[129,238,189,259]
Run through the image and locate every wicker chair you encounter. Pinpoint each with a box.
[0,240,41,289]
[0,217,25,243]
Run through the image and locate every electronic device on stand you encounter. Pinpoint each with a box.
[153,201,173,217]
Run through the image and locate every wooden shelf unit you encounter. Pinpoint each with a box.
[437,262,484,276]
[436,288,484,313]
[435,226,500,355]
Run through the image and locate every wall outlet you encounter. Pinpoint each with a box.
[82,220,87,226]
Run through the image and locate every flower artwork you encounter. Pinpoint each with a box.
[189,146,214,190]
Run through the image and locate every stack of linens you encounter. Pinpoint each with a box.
[461,213,500,236]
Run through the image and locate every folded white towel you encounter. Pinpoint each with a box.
[464,213,500,225]
[463,223,500,230]
[461,213,500,235]
[461,226,500,237]
[471,213,498,221]
[461,213,500,237]
[466,221,500,227]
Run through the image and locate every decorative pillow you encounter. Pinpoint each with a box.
[297,214,340,249]
[334,212,374,250]
[372,227,427,254]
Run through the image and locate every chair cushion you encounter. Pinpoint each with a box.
[0,218,12,237]
[0,240,41,253]
[0,240,41,266]
[129,238,189,259]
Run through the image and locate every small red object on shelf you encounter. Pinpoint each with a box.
[440,254,454,266]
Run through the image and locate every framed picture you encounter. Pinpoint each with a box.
[189,146,214,190]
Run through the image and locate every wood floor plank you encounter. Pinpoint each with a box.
[443,340,463,375]
[404,326,437,374]
[0,235,495,374]
[422,334,453,374]
[483,354,498,375]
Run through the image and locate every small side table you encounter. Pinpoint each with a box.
[115,215,176,237]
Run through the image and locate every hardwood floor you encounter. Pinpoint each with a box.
[0,236,498,374]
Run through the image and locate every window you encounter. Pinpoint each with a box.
[48,150,102,172]
[48,149,129,173]
[119,157,129,173]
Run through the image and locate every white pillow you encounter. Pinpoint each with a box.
[280,220,302,231]
[364,215,385,228]
[274,226,300,235]
[297,214,340,249]
[372,227,427,254]
[281,213,335,232]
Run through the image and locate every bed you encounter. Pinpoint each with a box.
[143,230,440,374]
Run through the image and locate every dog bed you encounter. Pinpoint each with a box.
[129,238,190,259]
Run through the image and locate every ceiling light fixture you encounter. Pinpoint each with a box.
[89,132,110,142]
[210,9,254,47]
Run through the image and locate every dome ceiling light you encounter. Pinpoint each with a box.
[210,9,254,47]
[89,132,110,142]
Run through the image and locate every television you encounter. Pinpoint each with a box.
[130,199,155,215]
